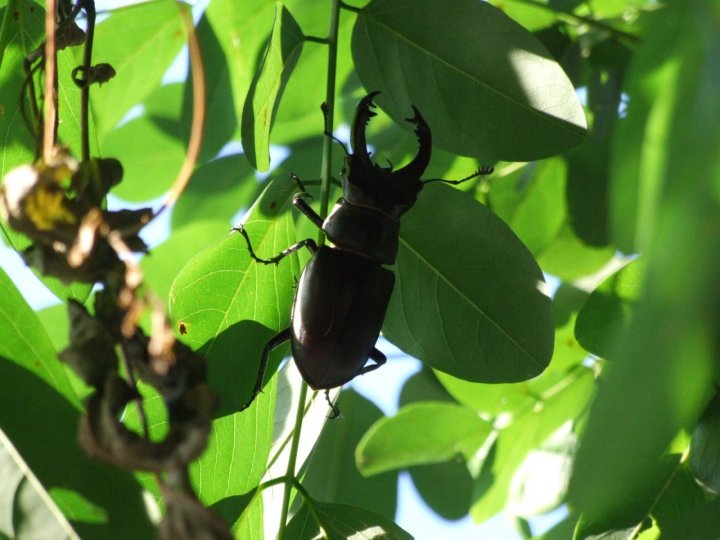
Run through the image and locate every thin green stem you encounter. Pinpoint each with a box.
[276,2,342,536]
[319,0,341,228]
[292,479,329,539]
[80,0,96,162]
[276,384,309,540]
[511,0,639,43]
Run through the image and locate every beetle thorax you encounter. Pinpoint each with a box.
[322,198,401,265]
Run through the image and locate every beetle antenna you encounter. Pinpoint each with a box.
[423,164,494,185]
[321,101,349,155]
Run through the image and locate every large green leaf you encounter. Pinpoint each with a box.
[690,393,720,495]
[352,0,586,161]
[489,158,568,257]
[536,223,614,281]
[285,499,412,540]
[141,220,230,304]
[356,402,492,476]
[608,7,680,253]
[0,431,79,540]
[171,154,260,230]
[471,366,594,524]
[169,177,299,505]
[0,268,154,538]
[569,0,720,524]
[241,3,304,171]
[90,0,186,135]
[301,390,398,521]
[383,183,554,383]
[574,258,644,359]
[102,82,187,201]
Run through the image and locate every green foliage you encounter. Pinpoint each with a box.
[1,0,719,538]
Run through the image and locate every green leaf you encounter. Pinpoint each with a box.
[659,497,720,540]
[90,0,186,135]
[191,12,241,160]
[408,460,474,521]
[169,177,299,504]
[141,220,230,303]
[690,393,720,495]
[0,432,80,540]
[471,366,594,524]
[269,0,358,144]
[569,1,720,524]
[608,8,680,253]
[356,402,492,476]
[398,367,454,407]
[487,0,558,31]
[0,267,155,538]
[203,0,278,139]
[101,83,187,202]
[574,258,644,359]
[572,455,706,540]
[0,1,88,178]
[171,155,260,230]
[489,158,568,256]
[302,390,398,521]
[536,223,614,281]
[285,499,412,540]
[434,371,536,421]
[383,183,554,383]
[241,3,304,172]
[352,0,586,161]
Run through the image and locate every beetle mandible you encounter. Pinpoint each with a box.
[236,92,493,417]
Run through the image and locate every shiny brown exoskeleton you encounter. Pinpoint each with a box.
[236,92,492,417]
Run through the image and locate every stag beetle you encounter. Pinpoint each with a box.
[236,92,493,416]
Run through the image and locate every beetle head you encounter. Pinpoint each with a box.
[343,92,431,219]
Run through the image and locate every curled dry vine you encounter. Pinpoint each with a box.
[0,1,228,538]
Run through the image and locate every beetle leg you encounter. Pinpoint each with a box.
[324,390,340,420]
[288,173,325,230]
[233,225,317,265]
[358,348,387,376]
[240,327,292,411]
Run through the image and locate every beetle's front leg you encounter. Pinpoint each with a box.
[233,225,317,265]
[289,174,325,230]
[240,328,292,411]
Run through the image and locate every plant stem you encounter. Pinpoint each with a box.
[80,0,95,162]
[156,2,206,216]
[277,2,343,536]
[276,383,308,540]
[510,0,639,43]
[319,0,341,226]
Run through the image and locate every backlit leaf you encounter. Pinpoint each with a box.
[384,183,554,383]
[352,0,586,161]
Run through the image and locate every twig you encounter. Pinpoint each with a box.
[43,0,57,162]
[155,3,206,217]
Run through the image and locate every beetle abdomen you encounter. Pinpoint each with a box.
[291,246,394,389]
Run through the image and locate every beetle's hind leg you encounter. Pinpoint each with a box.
[233,225,317,265]
[240,328,292,411]
[324,390,340,420]
[358,348,387,376]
